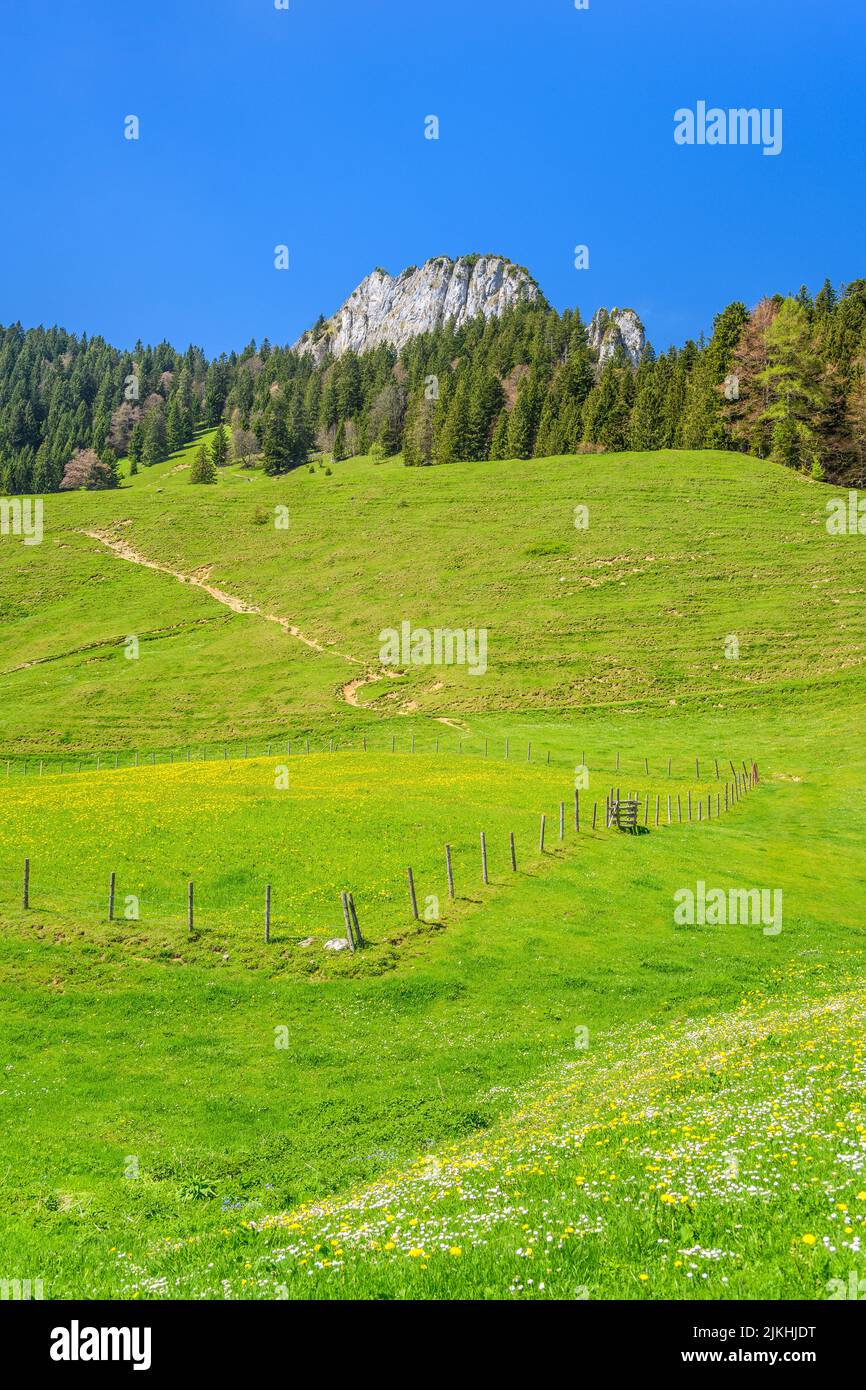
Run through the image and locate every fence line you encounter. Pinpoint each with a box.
[1,737,762,785]
[5,764,760,947]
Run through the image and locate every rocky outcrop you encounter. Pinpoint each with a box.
[587,307,646,368]
[295,255,542,362]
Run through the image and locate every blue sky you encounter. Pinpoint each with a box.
[1,0,863,356]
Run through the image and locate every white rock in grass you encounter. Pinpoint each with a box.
[298,937,314,948]
[324,937,350,952]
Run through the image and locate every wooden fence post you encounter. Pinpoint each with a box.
[695,757,700,780]
[644,794,649,826]
[341,891,355,950]
[509,831,516,871]
[677,794,682,824]
[616,751,620,772]
[23,857,30,909]
[655,794,660,826]
[559,802,564,841]
[539,814,546,853]
[667,793,671,824]
[407,867,419,919]
[265,884,271,943]
[445,844,454,899]
[591,802,597,830]
[714,758,720,780]
[644,756,649,775]
[575,788,580,832]
[187,881,194,935]
[667,756,671,777]
[348,893,363,946]
[481,832,488,884]
[688,790,692,821]
[108,871,116,922]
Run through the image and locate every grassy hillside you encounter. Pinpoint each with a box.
[1,447,863,753]
[0,446,864,1300]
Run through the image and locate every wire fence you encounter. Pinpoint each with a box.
[0,732,759,784]
[1,761,760,948]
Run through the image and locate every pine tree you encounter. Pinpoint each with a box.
[333,419,347,462]
[128,420,144,462]
[437,379,470,464]
[758,298,826,469]
[489,409,510,460]
[629,363,663,450]
[166,394,187,453]
[582,363,619,446]
[506,375,540,458]
[286,393,314,468]
[724,299,777,456]
[190,441,217,484]
[142,410,167,466]
[99,447,120,489]
[262,404,291,475]
[846,363,866,475]
[211,423,229,467]
[402,395,436,466]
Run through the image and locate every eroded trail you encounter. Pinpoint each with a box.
[82,528,450,719]
[83,528,368,681]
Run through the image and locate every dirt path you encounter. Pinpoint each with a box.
[81,528,459,723]
[83,527,364,669]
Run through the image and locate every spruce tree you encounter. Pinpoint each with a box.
[211,423,229,467]
[190,441,217,483]
[333,419,347,462]
[142,411,167,466]
[758,299,825,468]
[490,409,510,460]
[128,420,144,462]
[507,375,540,458]
[262,404,291,475]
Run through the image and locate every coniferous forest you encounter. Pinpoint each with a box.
[2,275,866,494]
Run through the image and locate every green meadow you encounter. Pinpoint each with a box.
[0,441,864,1298]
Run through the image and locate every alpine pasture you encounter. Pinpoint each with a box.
[1,439,865,1300]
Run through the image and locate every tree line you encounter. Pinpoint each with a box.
[2,275,865,493]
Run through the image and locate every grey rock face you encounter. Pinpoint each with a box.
[295,255,542,362]
[587,307,646,368]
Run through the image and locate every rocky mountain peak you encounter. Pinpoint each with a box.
[295,254,543,362]
[587,307,646,368]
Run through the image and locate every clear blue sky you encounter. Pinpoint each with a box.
[1,0,863,356]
